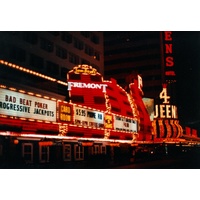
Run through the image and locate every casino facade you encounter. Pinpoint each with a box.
[0,61,198,168]
[0,31,199,168]
[0,62,151,167]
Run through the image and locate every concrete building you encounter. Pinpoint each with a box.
[0,31,104,99]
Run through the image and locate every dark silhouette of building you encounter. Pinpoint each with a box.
[104,31,163,99]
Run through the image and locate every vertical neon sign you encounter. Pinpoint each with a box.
[161,31,176,81]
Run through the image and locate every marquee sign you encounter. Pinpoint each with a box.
[154,85,178,119]
[114,115,137,133]
[152,83,183,138]
[57,102,73,123]
[0,88,56,122]
[74,106,104,128]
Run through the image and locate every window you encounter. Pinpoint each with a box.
[109,96,117,101]
[74,38,84,50]
[90,75,102,82]
[71,95,84,103]
[46,61,59,76]
[22,143,33,163]
[126,111,133,117]
[63,144,71,161]
[94,51,100,60]
[61,32,72,43]
[140,124,144,131]
[111,107,121,113]
[91,33,99,44]
[69,52,79,64]
[30,53,44,69]
[81,58,90,65]
[10,46,26,62]
[61,67,69,79]
[93,145,100,155]
[94,96,105,104]
[56,46,67,59]
[80,31,90,38]
[0,144,2,156]
[68,73,81,80]
[85,45,94,56]
[120,91,127,97]
[101,146,106,154]
[23,32,38,44]
[39,146,49,163]
[74,144,84,160]
[123,101,130,106]
[40,37,54,52]
[107,86,113,91]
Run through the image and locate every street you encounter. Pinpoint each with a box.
[112,153,200,169]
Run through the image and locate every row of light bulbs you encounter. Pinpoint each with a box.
[0,60,68,86]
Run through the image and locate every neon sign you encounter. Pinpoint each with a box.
[58,102,73,123]
[68,82,107,92]
[137,75,143,91]
[163,31,176,77]
[154,85,178,119]
[104,114,113,129]
[73,65,97,75]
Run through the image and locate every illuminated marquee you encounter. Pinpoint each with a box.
[68,82,107,92]
[0,88,56,122]
[104,113,113,129]
[154,104,178,119]
[74,106,104,128]
[114,115,137,133]
[58,102,73,123]
[154,85,178,119]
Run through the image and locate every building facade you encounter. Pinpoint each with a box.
[0,64,152,168]
[0,31,104,98]
[0,31,199,168]
[104,31,163,99]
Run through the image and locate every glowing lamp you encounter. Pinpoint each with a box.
[13,139,19,144]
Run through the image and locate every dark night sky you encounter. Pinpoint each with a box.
[173,32,200,131]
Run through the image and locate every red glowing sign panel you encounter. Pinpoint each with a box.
[163,31,176,78]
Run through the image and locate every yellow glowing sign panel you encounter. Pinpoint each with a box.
[104,114,113,129]
[154,86,178,119]
[73,65,97,75]
[58,103,72,123]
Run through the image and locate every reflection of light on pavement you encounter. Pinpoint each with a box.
[165,144,168,155]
